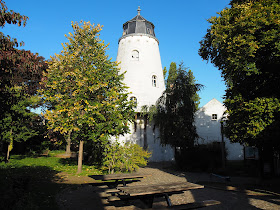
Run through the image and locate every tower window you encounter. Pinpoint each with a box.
[152,75,157,87]
[212,114,217,120]
[147,28,153,35]
[132,50,139,61]
[130,96,137,107]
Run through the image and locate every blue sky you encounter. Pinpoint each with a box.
[2,0,231,107]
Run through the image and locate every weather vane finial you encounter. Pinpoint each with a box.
[137,6,141,15]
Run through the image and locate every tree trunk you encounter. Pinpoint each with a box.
[66,130,72,155]
[143,115,148,150]
[134,114,137,132]
[6,143,11,162]
[6,128,13,162]
[174,147,182,168]
[77,140,84,174]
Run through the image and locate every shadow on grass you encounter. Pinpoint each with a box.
[7,155,27,160]
[0,165,63,209]
[58,157,78,166]
[58,156,101,168]
[0,164,104,210]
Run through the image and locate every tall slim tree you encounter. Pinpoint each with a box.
[41,21,135,173]
[0,0,47,161]
[166,62,177,88]
[153,62,203,150]
[187,69,201,111]
[162,66,167,85]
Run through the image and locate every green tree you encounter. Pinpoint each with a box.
[153,62,203,150]
[41,21,135,173]
[0,0,47,161]
[162,66,167,85]
[187,69,201,111]
[166,62,177,88]
[199,0,280,169]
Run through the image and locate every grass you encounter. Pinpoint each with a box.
[0,151,102,209]
[5,155,100,176]
[6,150,101,176]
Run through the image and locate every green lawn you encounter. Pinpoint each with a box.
[0,151,101,210]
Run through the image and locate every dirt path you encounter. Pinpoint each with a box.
[56,164,280,210]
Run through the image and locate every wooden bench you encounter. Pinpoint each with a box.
[89,173,150,187]
[115,182,205,208]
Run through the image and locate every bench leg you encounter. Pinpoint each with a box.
[121,179,126,186]
[163,193,172,206]
[112,180,119,188]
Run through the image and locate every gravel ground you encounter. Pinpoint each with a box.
[56,163,280,210]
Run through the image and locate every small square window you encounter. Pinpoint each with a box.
[212,114,217,120]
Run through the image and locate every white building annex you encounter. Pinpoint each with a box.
[195,98,244,160]
[116,7,174,162]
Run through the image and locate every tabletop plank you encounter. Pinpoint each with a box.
[90,173,150,181]
[117,182,204,197]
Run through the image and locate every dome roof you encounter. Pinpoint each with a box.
[121,7,156,37]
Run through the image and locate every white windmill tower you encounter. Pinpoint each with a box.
[116,7,174,162]
[116,7,165,111]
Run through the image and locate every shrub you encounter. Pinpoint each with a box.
[102,141,151,174]
[175,142,227,171]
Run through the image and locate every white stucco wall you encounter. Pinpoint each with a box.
[195,98,244,160]
[117,34,165,111]
[117,119,175,162]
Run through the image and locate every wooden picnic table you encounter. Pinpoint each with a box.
[116,182,204,208]
[90,173,150,187]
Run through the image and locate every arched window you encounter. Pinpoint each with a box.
[131,50,139,61]
[152,75,157,87]
[130,96,137,107]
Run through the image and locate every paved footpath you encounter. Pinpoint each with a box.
[56,164,280,210]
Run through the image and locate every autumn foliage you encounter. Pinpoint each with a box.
[40,21,135,173]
